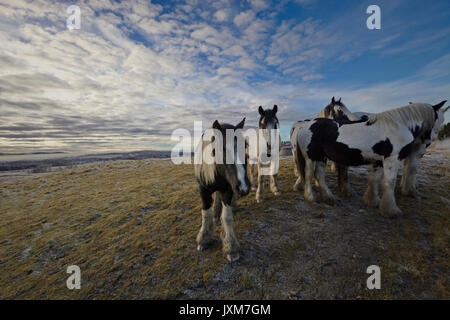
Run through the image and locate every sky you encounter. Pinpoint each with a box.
[0,0,449,155]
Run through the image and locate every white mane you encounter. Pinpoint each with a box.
[367,103,435,130]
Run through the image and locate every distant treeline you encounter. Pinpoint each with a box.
[0,150,171,171]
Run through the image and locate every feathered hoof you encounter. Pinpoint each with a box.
[197,239,215,251]
[226,253,240,263]
[256,195,263,203]
[364,197,380,208]
[304,193,316,203]
[380,207,403,219]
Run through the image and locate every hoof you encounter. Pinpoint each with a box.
[304,193,316,203]
[273,190,281,196]
[226,253,240,262]
[363,196,380,208]
[197,239,215,251]
[380,207,403,218]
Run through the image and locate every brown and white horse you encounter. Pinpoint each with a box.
[248,105,282,203]
[194,118,250,262]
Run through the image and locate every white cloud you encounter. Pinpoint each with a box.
[213,9,230,22]
[0,0,448,154]
[233,10,255,28]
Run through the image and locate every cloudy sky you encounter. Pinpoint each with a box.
[0,0,449,155]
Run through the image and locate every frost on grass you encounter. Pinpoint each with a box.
[0,150,448,299]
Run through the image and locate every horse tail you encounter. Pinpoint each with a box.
[296,141,306,182]
[291,126,305,182]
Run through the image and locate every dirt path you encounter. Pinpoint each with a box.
[0,144,448,299]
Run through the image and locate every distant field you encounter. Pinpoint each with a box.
[0,143,449,299]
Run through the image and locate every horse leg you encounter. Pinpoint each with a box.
[197,187,214,251]
[292,144,303,191]
[304,158,316,202]
[363,165,383,207]
[213,192,222,225]
[380,157,402,218]
[292,146,299,177]
[248,163,257,192]
[337,163,352,196]
[220,190,240,262]
[256,163,264,203]
[270,174,281,196]
[330,161,337,173]
[316,161,335,204]
[401,144,424,198]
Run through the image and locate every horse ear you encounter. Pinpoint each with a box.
[338,97,341,103]
[273,104,278,113]
[331,96,335,104]
[433,100,447,111]
[236,117,245,129]
[258,106,264,116]
[212,120,221,130]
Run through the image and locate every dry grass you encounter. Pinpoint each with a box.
[0,145,449,299]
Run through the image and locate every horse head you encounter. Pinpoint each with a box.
[258,105,280,157]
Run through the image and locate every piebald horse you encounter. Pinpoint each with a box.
[248,105,282,203]
[194,118,250,262]
[291,101,447,217]
[292,97,366,195]
[345,104,450,198]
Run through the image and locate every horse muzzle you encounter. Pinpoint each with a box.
[236,181,250,197]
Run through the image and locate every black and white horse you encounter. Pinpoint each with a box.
[194,118,250,262]
[292,97,366,195]
[340,103,450,199]
[290,101,447,217]
[248,105,282,203]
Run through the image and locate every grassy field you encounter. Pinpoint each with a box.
[0,143,449,299]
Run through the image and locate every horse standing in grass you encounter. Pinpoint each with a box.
[248,105,282,203]
[194,118,250,262]
[290,101,447,217]
[292,97,367,195]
